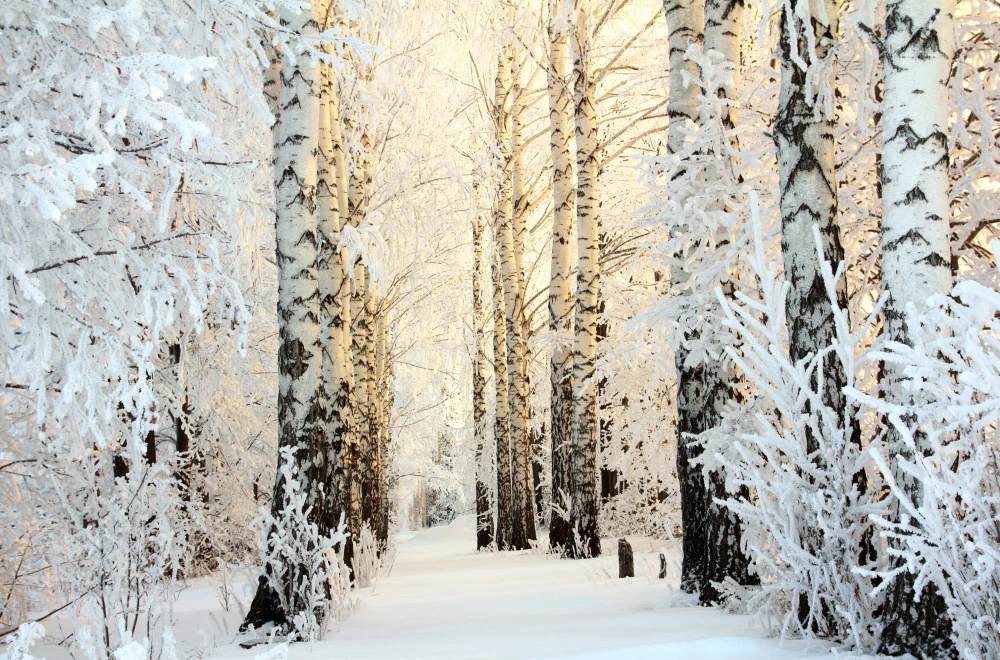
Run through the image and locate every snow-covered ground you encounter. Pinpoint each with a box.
[24,517,851,659]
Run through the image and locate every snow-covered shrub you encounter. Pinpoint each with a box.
[0,623,45,660]
[58,453,183,657]
[351,524,381,589]
[324,544,356,624]
[704,198,884,648]
[852,245,1000,659]
[251,447,343,641]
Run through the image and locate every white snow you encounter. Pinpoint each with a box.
[17,517,856,659]
[223,518,834,659]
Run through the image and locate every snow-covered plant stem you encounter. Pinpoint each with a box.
[866,0,957,654]
[569,0,602,559]
[244,0,325,634]
[547,0,577,556]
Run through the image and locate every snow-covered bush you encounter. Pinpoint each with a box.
[0,623,45,660]
[351,524,381,589]
[852,245,1000,659]
[705,199,884,647]
[251,447,344,641]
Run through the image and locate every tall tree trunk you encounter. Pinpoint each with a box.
[664,0,708,594]
[494,44,532,551]
[244,0,324,630]
[361,284,381,539]
[568,0,601,559]
[697,0,757,607]
[547,0,576,556]
[492,252,514,550]
[775,0,862,622]
[473,212,495,549]
[510,51,537,546]
[331,66,356,539]
[346,115,369,543]
[317,59,351,540]
[874,0,956,655]
[375,305,391,545]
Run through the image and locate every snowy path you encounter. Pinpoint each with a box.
[218,518,833,659]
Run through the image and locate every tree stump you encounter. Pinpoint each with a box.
[659,552,667,579]
[618,538,634,578]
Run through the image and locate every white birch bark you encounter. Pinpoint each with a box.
[546,0,576,555]
[347,125,379,535]
[317,59,350,538]
[375,304,390,545]
[473,210,495,549]
[568,0,601,559]
[664,0,709,593]
[776,0,847,422]
[332,78,362,543]
[329,69,357,536]
[510,51,537,546]
[698,0,756,606]
[245,0,323,630]
[492,249,514,550]
[872,0,956,653]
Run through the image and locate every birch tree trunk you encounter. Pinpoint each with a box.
[568,0,601,559]
[347,119,370,542]
[317,59,353,540]
[510,51,537,546]
[473,212,495,550]
[776,0,847,452]
[327,65,356,540]
[697,0,757,606]
[547,0,576,556]
[775,0,865,621]
[664,0,709,593]
[375,305,391,545]
[361,284,381,539]
[494,45,532,551]
[348,126,380,538]
[244,0,323,630]
[492,251,514,550]
[873,0,956,654]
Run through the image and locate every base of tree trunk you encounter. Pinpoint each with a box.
[699,481,757,606]
[659,552,667,579]
[618,539,634,578]
[878,575,956,659]
[549,515,572,557]
[241,576,288,633]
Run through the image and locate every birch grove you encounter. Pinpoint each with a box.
[4,0,1000,656]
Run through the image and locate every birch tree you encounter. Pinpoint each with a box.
[695,0,756,605]
[663,0,707,586]
[864,0,957,654]
[493,253,514,549]
[510,49,538,547]
[547,0,577,556]
[244,0,325,632]
[568,0,601,559]
[473,211,495,549]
